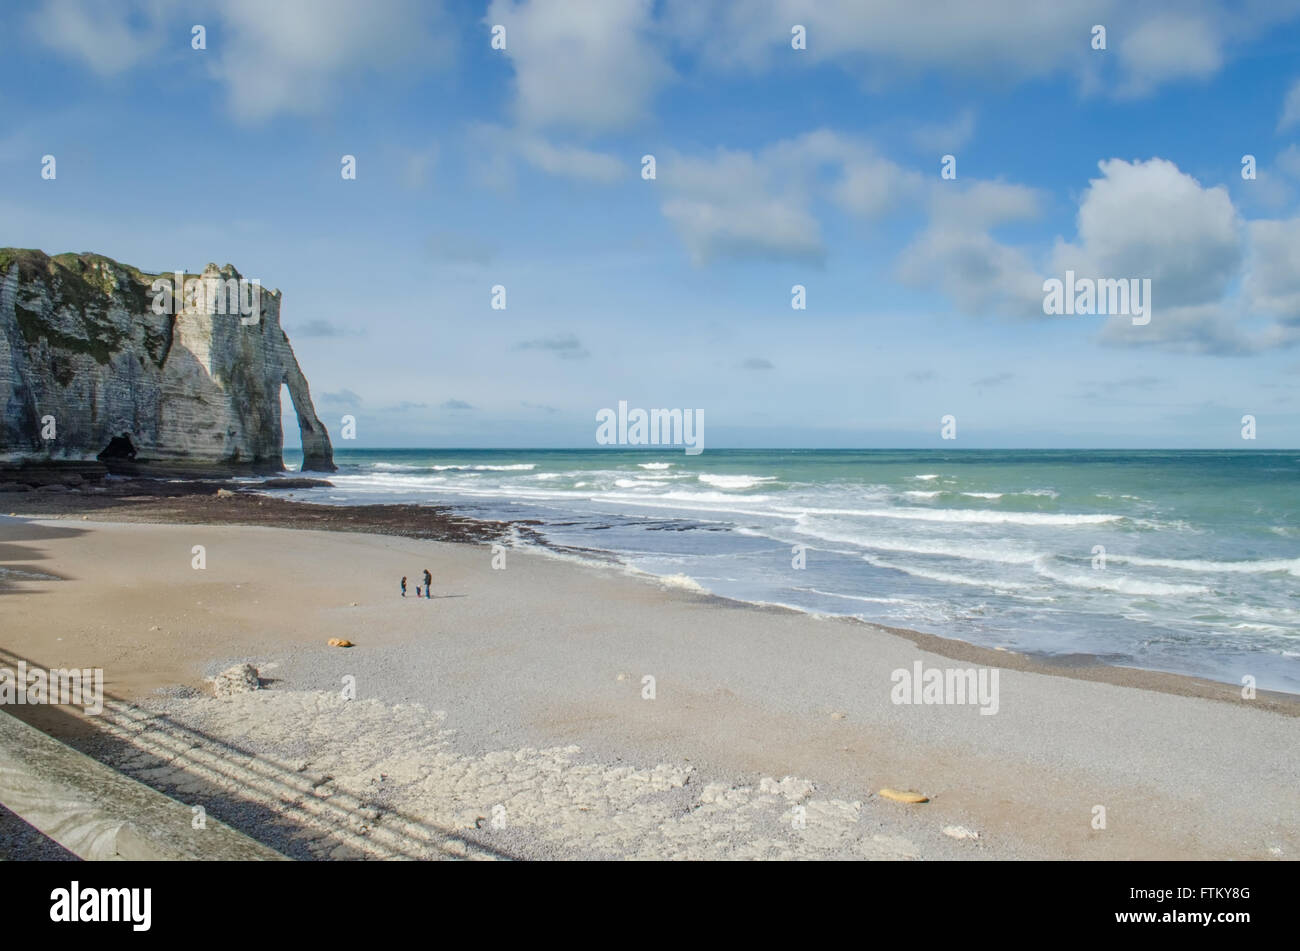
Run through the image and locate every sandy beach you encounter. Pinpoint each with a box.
[1,500,1297,861]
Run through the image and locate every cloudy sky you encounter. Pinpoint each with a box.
[3,0,1300,448]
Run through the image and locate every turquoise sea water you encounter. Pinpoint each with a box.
[279,448,1300,693]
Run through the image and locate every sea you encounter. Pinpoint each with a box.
[276,448,1300,694]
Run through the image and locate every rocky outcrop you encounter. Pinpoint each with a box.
[0,249,334,472]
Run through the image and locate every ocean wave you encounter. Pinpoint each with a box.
[429,463,536,471]
[912,473,941,481]
[1032,562,1210,597]
[962,492,1003,499]
[368,462,536,473]
[863,555,1037,591]
[638,462,674,470]
[791,524,1043,565]
[1107,554,1300,577]
[782,505,1121,526]
[697,474,777,490]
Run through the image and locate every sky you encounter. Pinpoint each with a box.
[2,0,1300,449]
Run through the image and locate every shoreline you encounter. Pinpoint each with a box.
[4,478,1296,710]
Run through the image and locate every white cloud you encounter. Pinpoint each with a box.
[487,0,672,132]
[1052,159,1242,314]
[657,131,921,264]
[29,0,168,75]
[30,0,449,121]
[663,0,1297,97]
[210,0,445,122]
[1116,15,1222,95]
[470,124,626,185]
[1038,157,1300,353]
[514,136,627,183]
[1245,218,1300,344]
[894,179,1046,318]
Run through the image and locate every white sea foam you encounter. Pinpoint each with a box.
[790,524,1043,566]
[429,463,536,471]
[638,462,674,470]
[1107,554,1300,577]
[863,555,1036,591]
[697,474,777,490]
[656,573,710,594]
[913,474,941,481]
[781,505,1121,526]
[1032,562,1210,596]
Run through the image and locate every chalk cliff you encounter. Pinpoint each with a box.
[0,249,335,472]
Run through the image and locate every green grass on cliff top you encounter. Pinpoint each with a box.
[0,248,190,365]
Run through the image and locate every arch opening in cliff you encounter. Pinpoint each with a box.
[279,381,336,473]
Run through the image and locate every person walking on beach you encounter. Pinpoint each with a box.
[401,576,407,598]
[422,568,432,599]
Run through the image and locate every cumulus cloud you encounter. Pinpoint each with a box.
[659,130,920,264]
[740,357,775,370]
[1050,158,1245,350]
[896,180,1046,317]
[486,0,671,132]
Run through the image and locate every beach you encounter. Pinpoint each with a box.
[1,494,1296,861]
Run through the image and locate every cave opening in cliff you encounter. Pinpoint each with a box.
[96,434,137,462]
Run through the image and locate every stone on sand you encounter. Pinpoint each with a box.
[211,663,261,697]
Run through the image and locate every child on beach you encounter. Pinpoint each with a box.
[401,576,407,597]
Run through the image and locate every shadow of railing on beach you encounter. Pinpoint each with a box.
[94,700,522,861]
[0,645,519,862]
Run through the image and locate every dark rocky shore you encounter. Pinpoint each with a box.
[0,466,515,547]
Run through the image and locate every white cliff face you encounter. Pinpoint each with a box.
[0,250,334,472]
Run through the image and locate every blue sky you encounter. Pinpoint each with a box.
[3,0,1300,449]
